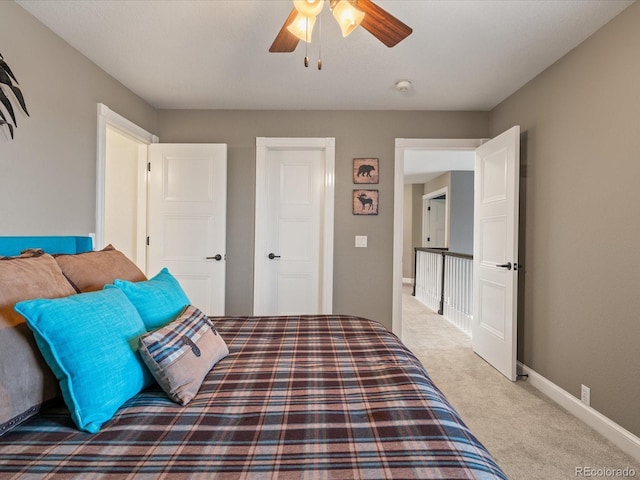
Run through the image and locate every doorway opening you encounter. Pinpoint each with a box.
[393,138,481,338]
[395,128,521,382]
[422,188,449,249]
[96,103,158,272]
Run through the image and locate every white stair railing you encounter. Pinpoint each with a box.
[443,254,473,335]
[414,248,473,336]
[414,249,442,313]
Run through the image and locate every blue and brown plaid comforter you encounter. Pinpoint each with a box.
[0,315,507,479]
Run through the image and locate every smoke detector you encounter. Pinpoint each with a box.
[395,80,412,92]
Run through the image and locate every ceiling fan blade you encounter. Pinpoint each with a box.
[357,0,412,48]
[269,8,300,53]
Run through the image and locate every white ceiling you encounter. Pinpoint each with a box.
[404,150,474,184]
[16,0,633,111]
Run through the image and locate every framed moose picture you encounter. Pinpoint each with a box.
[353,189,379,215]
[353,158,379,184]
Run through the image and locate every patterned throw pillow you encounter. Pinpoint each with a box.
[138,305,229,405]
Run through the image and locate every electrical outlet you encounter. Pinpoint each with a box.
[581,384,591,406]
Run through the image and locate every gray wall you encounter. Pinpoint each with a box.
[491,1,640,436]
[424,172,450,198]
[423,171,474,255]
[401,183,424,280]
[0,2,157,235]
[449,171,474,255]
[402,185,413,279]
[411,184,424,273]
[155,110,489,324]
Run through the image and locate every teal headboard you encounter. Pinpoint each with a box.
[0,236,93,257]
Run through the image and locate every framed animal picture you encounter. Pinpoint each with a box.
[353,189,379,215]
[353,158,379,184]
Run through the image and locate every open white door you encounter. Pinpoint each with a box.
[147,144,227,316]
[472,126,520,381]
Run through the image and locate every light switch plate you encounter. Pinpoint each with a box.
[355,236,368,248]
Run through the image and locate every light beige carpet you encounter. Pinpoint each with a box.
[401,285,640,480]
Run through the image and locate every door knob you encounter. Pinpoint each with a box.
[496,262,512,270]
[268,253,281,260]
[206,254,223,261]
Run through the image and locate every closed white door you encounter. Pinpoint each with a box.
[472,126,520,381]
[147,143,227,316]
[254,138,335,316]
[428,198,447,247]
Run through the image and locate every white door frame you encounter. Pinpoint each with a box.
[422,187,449,248]
[393,138,483,337]
[254,137,335,315]
[96,103,158,263]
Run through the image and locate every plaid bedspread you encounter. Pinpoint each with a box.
[0,315,507,479]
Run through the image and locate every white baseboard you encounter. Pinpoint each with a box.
[518,362,640,462]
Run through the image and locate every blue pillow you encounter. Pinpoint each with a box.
[15,288,154,434]
[110,268,190,330]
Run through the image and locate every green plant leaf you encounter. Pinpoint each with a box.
[0,65,15,88]
[0,59,18,84]
[0,52,27,140]
[0,119,14,139]
[0,89,17,126]
[8,85,29,116]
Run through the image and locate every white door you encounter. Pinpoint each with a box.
[428,198,447,247]
[254,138,335,316]
[472,126,520,381]
[147,143,227,316]
[104,126,147,269]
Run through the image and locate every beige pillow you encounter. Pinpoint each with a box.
[55,244,146,292]
[138,305,229,405]
[0,253,77,435]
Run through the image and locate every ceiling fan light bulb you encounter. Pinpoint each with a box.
[332,0,364,37]
[293,0,324,17]
[287,12,317,42]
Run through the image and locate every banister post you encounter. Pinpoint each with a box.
[412,247,417,296]
[438,252,445,315]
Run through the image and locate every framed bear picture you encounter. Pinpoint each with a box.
[353,158,379,184]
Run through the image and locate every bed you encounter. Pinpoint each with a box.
[0,236,507,479]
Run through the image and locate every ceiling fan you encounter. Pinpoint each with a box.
[269,0,413,53]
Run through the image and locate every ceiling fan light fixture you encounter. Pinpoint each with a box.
[287,12,317,42]
[293,0,325,17]
[332,0,365,37]
[395,80,412,92]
